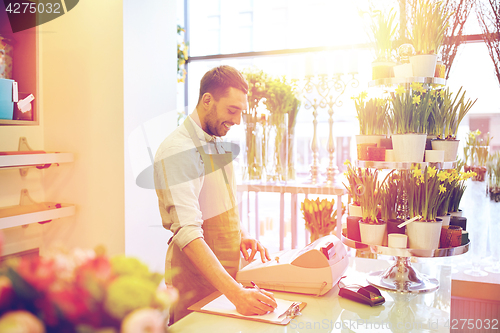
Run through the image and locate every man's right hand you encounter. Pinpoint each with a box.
[228,287,277,316]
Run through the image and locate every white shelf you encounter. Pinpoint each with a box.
[0,153,74,169]
[0,204,76,230]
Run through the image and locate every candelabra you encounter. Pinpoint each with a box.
[298,73,359,185]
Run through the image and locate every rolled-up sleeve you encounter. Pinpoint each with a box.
[154,142,205,250]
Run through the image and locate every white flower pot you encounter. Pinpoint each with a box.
[431,139,459,162]
[348,203,363,217]
[359,221,387,246]
[425,150,444,163]
[355,135,386,147]
[407,219,443,250]
[393,63,413,78]
[450,209,463,217]
[385,149,394,162]
[391,134,426,162]
[438,214,451,227]
[410,54,438,78]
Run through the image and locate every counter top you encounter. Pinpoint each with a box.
[169,257,452,332]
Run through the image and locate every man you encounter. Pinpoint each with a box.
[154,65,277,324]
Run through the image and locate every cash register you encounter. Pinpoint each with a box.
[236,235,348,296]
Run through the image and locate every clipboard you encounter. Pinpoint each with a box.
[188,291,307,325]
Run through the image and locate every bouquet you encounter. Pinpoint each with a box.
[301,198,345,243]
[0,246,178,333]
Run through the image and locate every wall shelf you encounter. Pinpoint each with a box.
[0,203,76,230]
[0,152,74,169]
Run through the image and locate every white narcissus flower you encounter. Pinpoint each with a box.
[0,311,46,333]
[121,308,166,333]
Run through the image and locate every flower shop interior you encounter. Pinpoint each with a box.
[1,0,500,331]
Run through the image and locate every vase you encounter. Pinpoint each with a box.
[431,139,459,162]
[243,114,263,181]
[391,133,426,162]
[409,54,438,78]
[406,219,443,250]
[359,220,386,246]
[265,113,288,182]
[435,60,446,78]
[348,203,363,217]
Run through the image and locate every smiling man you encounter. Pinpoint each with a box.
[154,65,277,324]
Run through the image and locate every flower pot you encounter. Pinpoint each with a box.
[437,213,451,227]
[385,149,394,162]
[346,216,361,242]
[359,220,386,246]
[440,225,462,248]
[410,54,438,78]
[435,61,446,78]
[388,233,408,248]
[387,218,406,235]
[393,63,413,78]
[348,203,363,217]
[449,209,463,217]
[367,146,386,161]
[357,143,376,161]
[391,133,426,162]
[426,135,437,150]
[425,150,444,163]
[372,60,395,80]
[355,134,386,147]
[431,139,459,162]
[406,219,443,250]
[450,216,466,231]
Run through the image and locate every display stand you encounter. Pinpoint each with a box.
[341,230,469,293]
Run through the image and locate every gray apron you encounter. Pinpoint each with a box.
[168,117,241,324]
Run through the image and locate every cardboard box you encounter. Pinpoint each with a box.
[0,78,14,120]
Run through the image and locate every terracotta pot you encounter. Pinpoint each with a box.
[367,147,386,161]
[440,225,462,248]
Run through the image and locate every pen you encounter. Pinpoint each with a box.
[251,281,263,293]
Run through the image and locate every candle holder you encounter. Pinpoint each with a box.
[297,73,358,185]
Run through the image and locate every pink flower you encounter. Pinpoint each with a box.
[0,276,14,311]
[120,308,165,333]
[16,257,57,293]
[0,310,46,333]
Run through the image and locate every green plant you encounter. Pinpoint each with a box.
[464,130,493,166]
[410,0,451,55]
[352,91,389,135]
[448,163,476,212]
[363,7,398,61]
[343,160,362,206]
[380,171,401,221]
[389,82,432,134]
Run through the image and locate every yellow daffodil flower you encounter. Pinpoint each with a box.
[410,82,425,93]
[344,159,351,166]
[437,172,448,182]
[428,166,437,178]
[439,184,447,194]
[412,95,421,105]
[395,85,405,95]
[412,168,422,178]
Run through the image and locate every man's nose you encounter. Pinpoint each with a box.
[233,112,242,125]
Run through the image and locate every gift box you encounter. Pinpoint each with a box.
[0,78,15,120]
[0,36,13,79]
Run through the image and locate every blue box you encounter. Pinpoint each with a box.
[0,78,14,120]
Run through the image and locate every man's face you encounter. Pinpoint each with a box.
[205,87,247,137]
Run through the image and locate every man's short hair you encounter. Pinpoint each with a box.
[197,65,248,104]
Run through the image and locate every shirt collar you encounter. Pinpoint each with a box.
[187,113,219,144]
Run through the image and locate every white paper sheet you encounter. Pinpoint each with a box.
[201,294,298,323]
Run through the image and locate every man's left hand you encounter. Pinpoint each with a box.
[240,236,271,263]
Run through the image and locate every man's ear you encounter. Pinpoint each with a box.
[201,93,213,110]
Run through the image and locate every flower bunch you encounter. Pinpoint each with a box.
[389,82,432,134]
[301,198,345,241]
[343,160,362,206]
[177,25,189,83]
[487,152,500,201]
[448,164,477,212]
[0,246,178,333]
[352,91,389,135]
[380,171,402,222]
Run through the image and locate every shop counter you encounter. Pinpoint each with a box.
[169,256,452,333]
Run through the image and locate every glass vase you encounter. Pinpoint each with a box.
[265,113,288,182]
[243,114,263,181]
